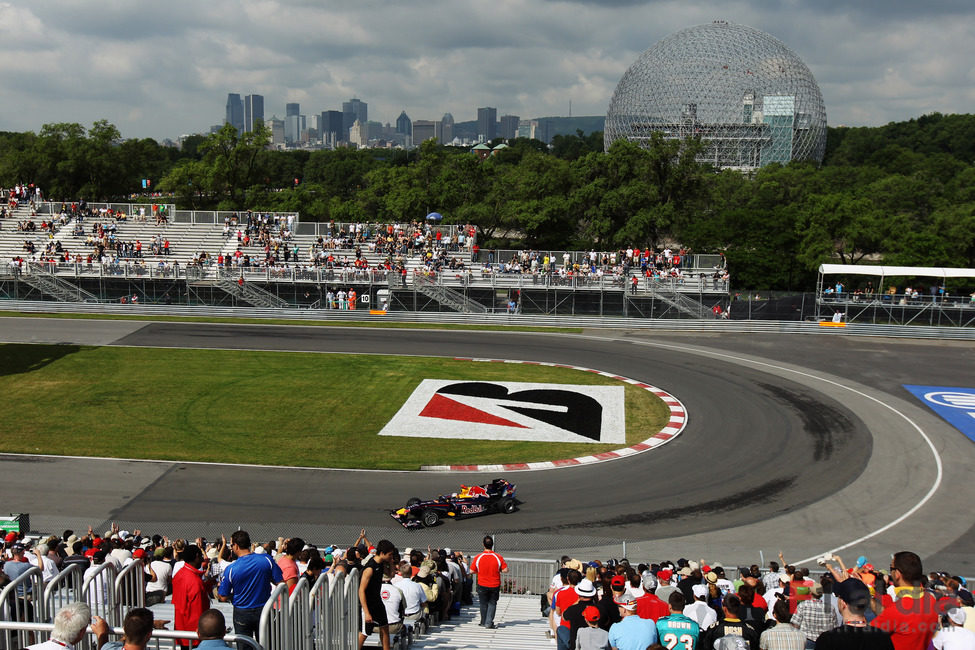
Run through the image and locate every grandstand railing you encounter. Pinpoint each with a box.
[258,569,360,650]
[82,561,118,627]
[0,620,263,650]
[44,564,84,617]
[480,249,724,271]
[0,566,45,649]
[492,557,558,596]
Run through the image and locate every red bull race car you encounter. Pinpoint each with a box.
[390,478,517,529]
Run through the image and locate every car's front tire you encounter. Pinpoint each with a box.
[422,509,441,527]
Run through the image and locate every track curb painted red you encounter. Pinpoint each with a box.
[420,358,688,472]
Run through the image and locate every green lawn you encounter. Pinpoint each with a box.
[0,344,670,470]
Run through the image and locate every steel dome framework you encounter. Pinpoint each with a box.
[605,21,827,170]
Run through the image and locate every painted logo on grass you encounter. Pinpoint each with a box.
[379,380,625,444]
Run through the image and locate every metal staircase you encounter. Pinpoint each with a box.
[412,273,488,313]
[646,284,708,318]
[216,278,289,308]
[21,263,100,302]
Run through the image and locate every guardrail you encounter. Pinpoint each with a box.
[2,300,974,340]
[259,568,360,650]
[494,557,558,596]
[0,620,262,650]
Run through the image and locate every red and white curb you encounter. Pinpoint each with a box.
[421,357,687,472]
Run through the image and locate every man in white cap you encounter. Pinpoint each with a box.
[686,583,717,630]
[560,578,600,650]
[932,608,975,650]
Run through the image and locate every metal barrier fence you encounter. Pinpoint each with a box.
[260,568,361,650]
[0,566,45,649]
[0,620,262,650]
[495,557,559,596]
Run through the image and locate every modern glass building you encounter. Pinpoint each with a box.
[605,21,827,170]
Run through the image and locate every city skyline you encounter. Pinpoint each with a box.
[1,1,974,141]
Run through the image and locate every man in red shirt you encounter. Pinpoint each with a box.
[470,535,508,629]
[871,551,939,650]
[172,544,212,647]
[636,576,670,621]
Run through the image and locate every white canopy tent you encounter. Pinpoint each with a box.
[818,264,975,281]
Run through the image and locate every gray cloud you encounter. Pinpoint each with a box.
[0,0,972,140]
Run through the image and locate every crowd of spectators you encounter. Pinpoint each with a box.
[543,549,974,650]
[0,525,475,650]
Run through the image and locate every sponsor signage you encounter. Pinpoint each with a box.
[903,385,975,443]
[379,380,626,444]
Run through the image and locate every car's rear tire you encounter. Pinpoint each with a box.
[407,497,422,507]
[422,509,441,527]
[500,498,516,514]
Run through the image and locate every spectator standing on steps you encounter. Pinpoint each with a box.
[217,530,283,648]
[470,535,508,629]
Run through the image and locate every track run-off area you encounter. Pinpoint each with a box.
[0,315,973,572]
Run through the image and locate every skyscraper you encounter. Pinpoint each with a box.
[342,98,368,134]
[244,94,264,133]
[440,113,454,144]
[320,110,345,146]
[285,103,300,144]
[412,120,437,145]
[500,114,520,140]
[396,111,412,135]
[477,107,497,142]
[225,93,244,135]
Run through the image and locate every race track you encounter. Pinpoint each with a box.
[1,317,972,571]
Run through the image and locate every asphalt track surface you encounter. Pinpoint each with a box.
[1,317,973,572]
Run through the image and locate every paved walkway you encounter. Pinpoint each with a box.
[409,595,550,650]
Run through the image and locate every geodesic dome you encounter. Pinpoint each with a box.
[605,21,827,169]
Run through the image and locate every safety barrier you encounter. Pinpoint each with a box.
[0,620,263,650]
[0,566,45,649]
[43,564,84,621]
[81,561,118,627]
[115,560,146,610]
[495,557,559,596]
[258,569,360,650]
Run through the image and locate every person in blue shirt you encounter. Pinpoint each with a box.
[217,530,283,646]
[609,594,658,650]
[657,591,701,650]
[196,609,233,648]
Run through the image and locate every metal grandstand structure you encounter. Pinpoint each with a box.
[605,21,827,170]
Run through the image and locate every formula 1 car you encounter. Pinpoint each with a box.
[390,478,517,529]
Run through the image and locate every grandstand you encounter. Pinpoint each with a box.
[0,200,730,317]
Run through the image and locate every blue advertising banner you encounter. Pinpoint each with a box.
[903,385,975,444]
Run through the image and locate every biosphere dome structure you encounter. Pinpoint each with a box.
[604,21,827,169]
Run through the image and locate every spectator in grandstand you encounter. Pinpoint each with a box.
[792,576,840,648]
[562,578,601,650]
[217,530,283,646]
[609,594,657,650]
[25,601,110,650]
[470,535,509,630]
[870,551,939,650]
[275,536,303,594]
[657,568,678,604]
[102,607,156,650]
[172,544,212,647]
[636,573,670,621]
[576,604,610,650]
[554,569,583,639]
[196,609,232,649]
[701,594,761,650]
[686,584,718,630]
[931,608,975,650]
[145,545,173,606]
[358,538,397,650]
[657,591,701,650]
[760,600,806,650]
[392,560,427,627]
[815,578,894,650]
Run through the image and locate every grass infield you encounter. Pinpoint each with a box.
[0,344,670,470]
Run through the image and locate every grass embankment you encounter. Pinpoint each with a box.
[0,345,669,470]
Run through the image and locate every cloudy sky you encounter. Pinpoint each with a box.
[1,0,973,141]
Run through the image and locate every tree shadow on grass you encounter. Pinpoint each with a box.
[0,344,82,377]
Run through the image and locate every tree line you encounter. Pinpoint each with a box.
[1,113,974,290]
